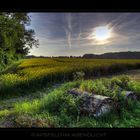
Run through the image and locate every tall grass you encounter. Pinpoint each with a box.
[1,58,140,98]
[2,76,140,128]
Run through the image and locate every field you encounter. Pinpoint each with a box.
[1,58,140,97]
[1,58,140,127]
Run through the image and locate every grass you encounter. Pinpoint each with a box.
[0,58,140,127]
[1,58,140,98]
[0,75,140,127]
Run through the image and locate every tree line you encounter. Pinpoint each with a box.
[83,51,140,59]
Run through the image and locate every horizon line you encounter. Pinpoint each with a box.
[27,51,140,57]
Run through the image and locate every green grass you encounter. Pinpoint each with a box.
[1,58,140,98]
[0,58,140,127]
[0,76,140,127]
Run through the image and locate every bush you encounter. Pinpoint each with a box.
[110,75,130,89]
[127,81,140,96]
[73,71,85,80]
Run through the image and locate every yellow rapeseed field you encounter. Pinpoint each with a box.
[1,58,140,96]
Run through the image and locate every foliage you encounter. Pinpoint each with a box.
[0,58,140,97]
[0,75,140,128]
[13,114,48,127]
[0,12,38,71]
[73,71,85,80]
[127,81,140,95]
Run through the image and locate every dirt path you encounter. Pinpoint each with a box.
[123,69,140,81]
[90,69,140,81]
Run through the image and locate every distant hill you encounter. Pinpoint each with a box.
[26,51,140,59]
[82,52,140,59]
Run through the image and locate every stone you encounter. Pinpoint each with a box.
[123,91,138,101]
[67,88,114,117]
[79,94,113,117]
[95,104,112,117]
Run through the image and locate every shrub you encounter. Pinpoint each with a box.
[73,71,85,80]
[39,90,79,117]
[110,75,130,89]
[127,81,140,95]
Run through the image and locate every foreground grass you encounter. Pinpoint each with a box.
[0,75,140,128]
[1,58,140,127]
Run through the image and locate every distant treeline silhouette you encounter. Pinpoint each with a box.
[25,55,82,58]
[83,51,140,59]
[26,51,140,59]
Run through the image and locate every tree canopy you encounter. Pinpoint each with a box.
[0,12,39,71]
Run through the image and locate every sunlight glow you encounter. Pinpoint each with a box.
[94,26,111,41]
[89,25,113,45]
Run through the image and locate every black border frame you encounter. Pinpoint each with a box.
[1,0,140,138]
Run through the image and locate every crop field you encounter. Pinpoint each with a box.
[1,58,140,128]
[1,58,140,97]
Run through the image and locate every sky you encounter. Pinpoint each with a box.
[28,13,140,56]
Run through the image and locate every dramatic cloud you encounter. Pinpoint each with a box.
[28,13,140,56]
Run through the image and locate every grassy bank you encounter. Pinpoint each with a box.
[0,58,140,127]
[0,75,140,127]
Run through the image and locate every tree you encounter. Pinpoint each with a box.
[0,12,39,70]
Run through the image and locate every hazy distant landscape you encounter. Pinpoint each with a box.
[27,51,140,59]
[1,12,140,128]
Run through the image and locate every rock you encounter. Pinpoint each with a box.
[67,88,139,117]
[123,91,138,101]
[92,94,113,117]
[79,94,113,117]
[68,88,89,96]
[95,104,112,117]
[68,88,113,117]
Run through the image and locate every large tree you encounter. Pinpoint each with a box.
[0,12,38,70]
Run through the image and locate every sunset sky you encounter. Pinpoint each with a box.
[28,13,140,56]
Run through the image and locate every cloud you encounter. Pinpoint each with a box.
[63,13,73,48]
[29,13,140,56]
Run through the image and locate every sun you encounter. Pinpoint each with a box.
[90,25,112,44]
